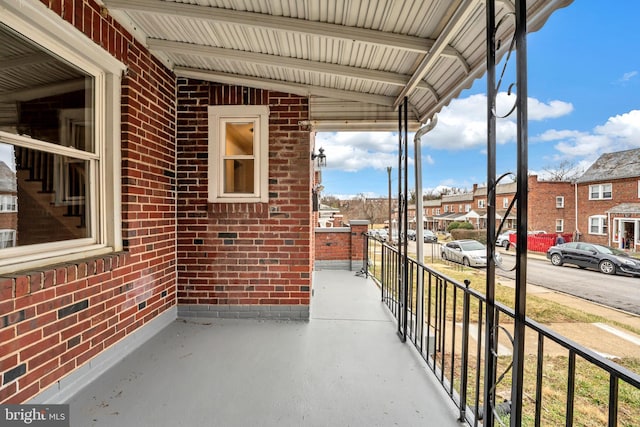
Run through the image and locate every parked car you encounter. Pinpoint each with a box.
[441,239,487,267]
[406,229,417,240]
[422,229,438,243]
[546,242,640,276]
[496,230,516,248]
[407,229,438,242]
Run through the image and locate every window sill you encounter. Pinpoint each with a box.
[0,246,120,277]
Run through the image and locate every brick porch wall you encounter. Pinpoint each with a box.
[0,0,177,403]
[314,221,369,271]
[176,82,313,320]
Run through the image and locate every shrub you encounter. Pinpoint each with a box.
[447,221,474,231]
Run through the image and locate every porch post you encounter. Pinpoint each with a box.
[483,0,498,424]
[511,0,529,425]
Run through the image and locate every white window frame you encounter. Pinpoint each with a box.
[478,199,485,208]
[208,105,269,203]
[465,204,471,213]
[589,183,612,200]
[588,215,607,235]
[637,180,640,198]
[555,219,564,232]
[0,2,124,274]
[502,198,509,209]
[0,229,16,249]
[0,195,17,212]
[556,196,564,208]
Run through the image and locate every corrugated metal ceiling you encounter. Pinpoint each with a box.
[3,0,573,132]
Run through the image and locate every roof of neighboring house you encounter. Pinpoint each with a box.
[0,161,16,193]
[423,199,443,207]
[576,148,640,183]
[441,193,473,202]
[474,181,517,196]
[607,203,640,214]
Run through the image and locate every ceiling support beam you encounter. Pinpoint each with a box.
[104,0,465,58]
[393,0,479,109]
[174,66,397,107]
[149,38,439,92]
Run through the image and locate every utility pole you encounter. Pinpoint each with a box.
[387,166,392,242]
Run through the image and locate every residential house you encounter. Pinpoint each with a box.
[528,175,575,236]
[575,148,640,249]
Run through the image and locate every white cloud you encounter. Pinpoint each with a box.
[315,93,573,173]
[533,110,640,165]
[315,132,402,172]
[619,71,638,83]
[419,93,572,150]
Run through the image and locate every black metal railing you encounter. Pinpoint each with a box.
[366,234,640,427]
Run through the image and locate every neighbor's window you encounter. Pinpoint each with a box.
[556,196,564,208]
[208,106,269,203]
[555,219,564,232]
[478,199,486,208]
[589,183,612,200]
[465,204,471,212]
[0,230,16,249]
[0,5,124,273]
[588,215,607,235]
[502,198,509,209]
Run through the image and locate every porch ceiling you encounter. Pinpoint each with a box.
[101,0,572,131]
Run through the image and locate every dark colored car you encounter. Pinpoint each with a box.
[546,242,640,276]
[408,229,438,243]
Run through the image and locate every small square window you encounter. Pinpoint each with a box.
[208,106,269,203]
[556,196,564,208]
[555,219,564,232]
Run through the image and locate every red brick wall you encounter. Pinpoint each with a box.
[315,229,351,261]
[0,212,17,231]
[527,176,575,234]
[0,0,177,403]
[314,221,369,270]
[176,82,312,309]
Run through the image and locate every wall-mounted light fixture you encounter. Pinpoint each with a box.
[311,147,327,168]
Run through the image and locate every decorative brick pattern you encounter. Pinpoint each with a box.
[0,0,177,404]
[176,82,313,311]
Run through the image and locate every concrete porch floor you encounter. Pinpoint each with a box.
[68,270,461,427]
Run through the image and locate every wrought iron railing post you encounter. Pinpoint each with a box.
[459,279,471,423]
[511,1,529,424]
[484,1,498,424]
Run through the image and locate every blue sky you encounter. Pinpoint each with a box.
[318,1,640,199]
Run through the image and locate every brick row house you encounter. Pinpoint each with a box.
[416,149,640,251]
[419,176,575,236]
[575,148,640,250]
